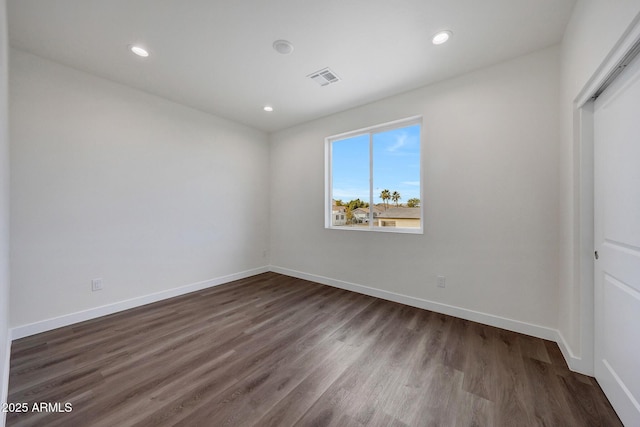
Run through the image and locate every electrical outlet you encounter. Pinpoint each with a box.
[437,276,446,288]
[91,278,103,292]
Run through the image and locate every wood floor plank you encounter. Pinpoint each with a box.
[129,312,332,426]
[461,322,497,402]
[252,342,365,427]
[292,301,410,426]
[518,334,552,364]
[522,356,580,426]
[442,316,469,372]
[493,329,535,426]
[406,363,465,426]
[455,391,495,427]
[171,301,372,426]
[6,272,623,426]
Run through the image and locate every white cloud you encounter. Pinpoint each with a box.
[387,133,408,152]
[401,181,420,186]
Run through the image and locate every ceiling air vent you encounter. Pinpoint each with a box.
[308,67,341,86]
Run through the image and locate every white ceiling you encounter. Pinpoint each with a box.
[8,0,576,132]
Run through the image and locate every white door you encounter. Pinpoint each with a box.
[594,50,640,426]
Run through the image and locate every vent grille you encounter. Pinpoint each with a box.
[308,67,341,86]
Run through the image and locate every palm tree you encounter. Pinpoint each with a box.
[392,191,401,207]
[380,189,391,209]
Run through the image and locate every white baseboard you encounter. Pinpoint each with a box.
[11,266,270,340]
[556,329,593,376]
[1,334,10,427]
[7,264,586,380]
[271,266,594,375]
[270,265,559,342]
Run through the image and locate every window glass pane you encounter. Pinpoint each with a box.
[372,124,421,228]
[331,134,369,227]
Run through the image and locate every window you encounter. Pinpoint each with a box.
[325,116,422,233]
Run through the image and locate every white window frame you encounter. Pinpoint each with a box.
[325,115,423,234]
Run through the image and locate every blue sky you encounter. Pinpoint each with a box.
[332,124,421,204]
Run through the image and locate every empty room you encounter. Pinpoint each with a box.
[1,0,640,426]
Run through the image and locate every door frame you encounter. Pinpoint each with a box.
[571,15,640,376]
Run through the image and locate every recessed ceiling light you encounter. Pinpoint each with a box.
[272,40,294,55]
[432,30,452,45]
[130,45,149,57]
[263,105,274,112]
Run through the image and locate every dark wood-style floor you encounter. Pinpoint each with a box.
[7,272,621,426]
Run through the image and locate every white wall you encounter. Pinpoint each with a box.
[9,49,270,328]
[0,0,10,421]
[558,0,640,374]
[270,46,561,332]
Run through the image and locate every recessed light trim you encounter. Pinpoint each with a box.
[272,40,294,55]
[432,30,452,45]
[263,105,274,112]
[130,45,150,57]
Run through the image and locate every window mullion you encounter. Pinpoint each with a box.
[369,132,374,230]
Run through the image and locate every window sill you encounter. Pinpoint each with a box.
[326,226,423,235]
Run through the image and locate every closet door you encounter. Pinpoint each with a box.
[593,49,640,426]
